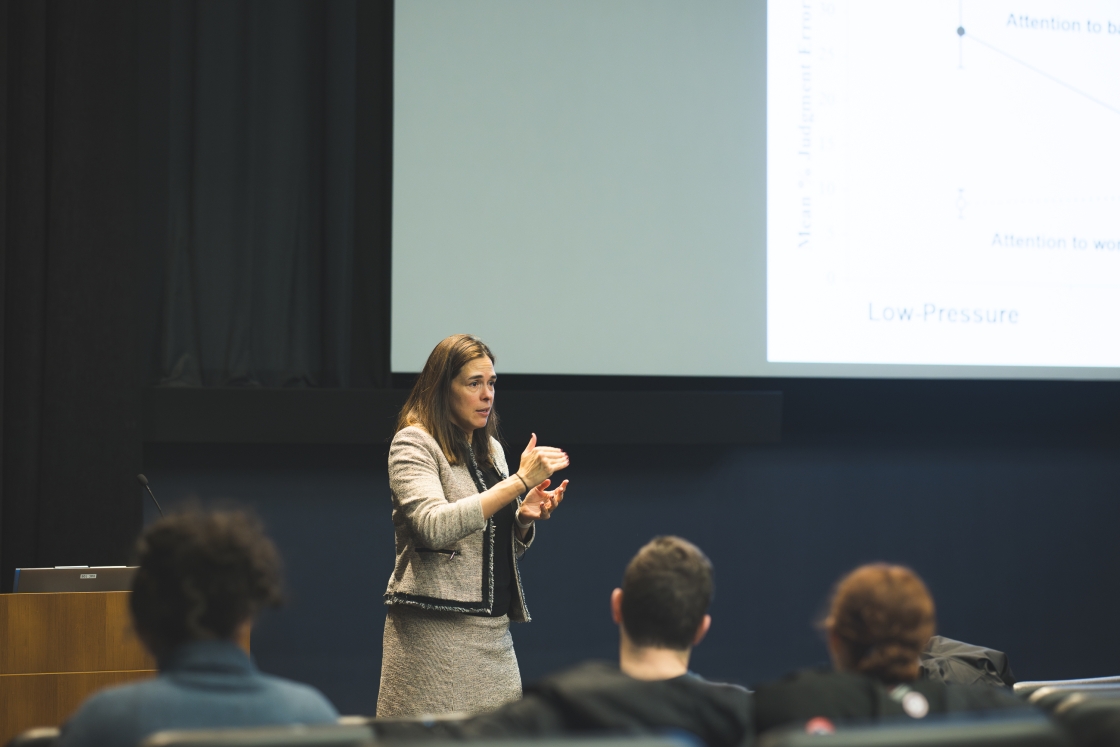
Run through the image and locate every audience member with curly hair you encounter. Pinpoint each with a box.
[57,510,339,747]
[752,563,1028,735]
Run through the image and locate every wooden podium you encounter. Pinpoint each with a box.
[0,592,156,744]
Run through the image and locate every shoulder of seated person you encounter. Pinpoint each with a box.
[532,660,621,683]
[532,661,748,699]
[55,681,161,746]
[670,670,750,694]
[257,672,335,697]
[71,676,168,711]
[754,669,883,708]
[757,667,859,688]
[525,660,629,693]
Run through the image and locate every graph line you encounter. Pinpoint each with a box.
[962,30,1120,117]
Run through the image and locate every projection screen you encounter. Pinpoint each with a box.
[392,0,1120,379]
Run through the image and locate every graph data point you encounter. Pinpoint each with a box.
[957,26,965,36]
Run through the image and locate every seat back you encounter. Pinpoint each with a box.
[1047,694,1120,747]
[140,724,375,747]
[1028,685,1120,710]
[384,739,695,747]
[1015,677,1120,698]
[758,713,1066,747]
[3,727,59,747]
[346,720,698,747]
[339,713,471,740]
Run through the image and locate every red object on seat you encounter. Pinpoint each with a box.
[805,717,835,735]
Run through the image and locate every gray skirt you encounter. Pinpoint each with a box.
[376,604,522,717]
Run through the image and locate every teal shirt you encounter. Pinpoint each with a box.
[57,640,338,747]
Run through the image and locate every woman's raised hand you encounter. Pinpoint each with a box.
[517,478,568,522]
[515,433,569,488]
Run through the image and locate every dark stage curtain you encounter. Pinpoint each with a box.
[148,0,379,388]
[1,0,143,590]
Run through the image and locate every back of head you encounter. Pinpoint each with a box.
[826,563,936,684]
[130,510,284,658]
[620,536,713,650]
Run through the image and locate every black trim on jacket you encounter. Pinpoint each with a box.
[383,459,532,617]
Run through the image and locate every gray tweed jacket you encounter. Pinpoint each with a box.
[384,426,534,621]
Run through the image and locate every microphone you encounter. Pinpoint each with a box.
[136,474,165,517]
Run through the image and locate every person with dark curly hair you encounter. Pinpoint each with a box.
[57,510,339,747]
[752,563,1030,736]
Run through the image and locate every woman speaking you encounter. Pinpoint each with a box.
[377,334,569,717]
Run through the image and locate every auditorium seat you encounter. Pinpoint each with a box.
[1017,687,1120,746]
[1015,677,1120,698]
[757,713,1064,747]
[143,727,693,747]
[1025,685,1120,712]
[338,713,470,740]
[3,727,58,747]
[1044,693,1120,747]
[139,724,374,747]
[343,716,705,746]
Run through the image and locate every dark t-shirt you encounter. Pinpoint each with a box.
[376,661,754,747]
[753,668,1032,736]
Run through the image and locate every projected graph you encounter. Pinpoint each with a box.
[767,0,1120,368]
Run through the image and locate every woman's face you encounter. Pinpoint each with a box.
[449,356,496,435]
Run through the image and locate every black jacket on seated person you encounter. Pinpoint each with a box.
[753,668,1032,735]
[381,661,753,747]
[920,635,1016,688]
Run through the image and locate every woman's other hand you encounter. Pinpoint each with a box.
[516,433,569,487]
[517,478,568,522]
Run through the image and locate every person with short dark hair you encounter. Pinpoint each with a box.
[380,536,752,747]
[57,510,339,747]
[753,563,1030,736]
[619,535,715,654]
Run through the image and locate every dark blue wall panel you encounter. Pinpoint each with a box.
[144,429,1120,716]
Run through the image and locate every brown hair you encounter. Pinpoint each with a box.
[130,510,284,658]
[824,563,936,684]
[397,334,499,468]
[620,536,714,650]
